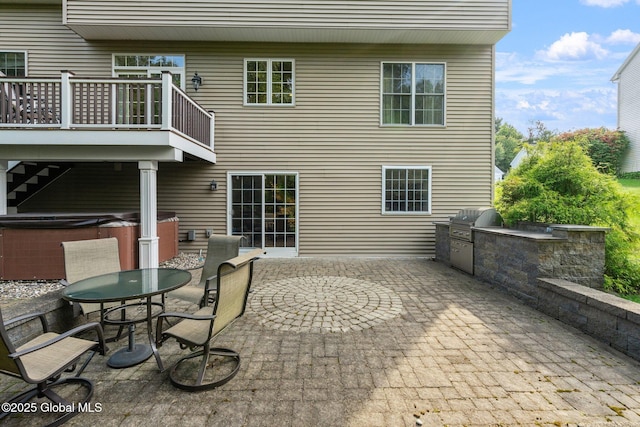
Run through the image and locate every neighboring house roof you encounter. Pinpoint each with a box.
[510,147,529,169]
[494,166,504,181]
[611,42,640,82]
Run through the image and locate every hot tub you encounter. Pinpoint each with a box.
[0,212,178,280]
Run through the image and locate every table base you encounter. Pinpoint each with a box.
[107,343,153,368]
[106,323,153,368]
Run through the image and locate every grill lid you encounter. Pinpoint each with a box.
[450,207,503,227]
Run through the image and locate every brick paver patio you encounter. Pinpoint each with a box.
[2,257,640,426]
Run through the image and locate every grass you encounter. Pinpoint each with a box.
[619,178,640,189]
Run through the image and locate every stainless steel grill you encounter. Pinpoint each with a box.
[449,207,502,274]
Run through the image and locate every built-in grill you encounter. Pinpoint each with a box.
[449,207,503,274]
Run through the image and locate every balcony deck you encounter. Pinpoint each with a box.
[0,72,216,163]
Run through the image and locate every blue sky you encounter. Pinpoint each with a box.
[496,0,640,136]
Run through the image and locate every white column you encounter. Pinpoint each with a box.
[0,161,7,215]
[60,71,74,130]
[139,161,159,268]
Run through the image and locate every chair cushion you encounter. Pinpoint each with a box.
[16,332,97,383]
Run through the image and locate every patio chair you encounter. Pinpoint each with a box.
[0,307,106,426]
[60,237,123,320]
[168,234,244,308]
[155,248,263,391]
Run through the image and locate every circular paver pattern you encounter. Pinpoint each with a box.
[250,275,403,333]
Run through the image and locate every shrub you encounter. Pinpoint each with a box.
[495,140,640,294]
[496,141,627,226]
[620,171,640,180]
[604,229,640,295]
[556,128,630,176]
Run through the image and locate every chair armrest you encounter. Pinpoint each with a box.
[3,311,49,333]
[9,321,107,359]
[203,274,217,293]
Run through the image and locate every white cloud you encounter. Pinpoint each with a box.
[496,87,617,134]
[496,52,571,85]
[580,0,630,7]
[538,32,608,61]
[606,29,640,44]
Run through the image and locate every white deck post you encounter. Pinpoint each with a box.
[139,160,159,268]
[161,72,172,131]
[0,161,7,215]
[209,110,215,150]
[60,70,74,130]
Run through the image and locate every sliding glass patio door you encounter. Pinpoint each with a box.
[228,173,298,257]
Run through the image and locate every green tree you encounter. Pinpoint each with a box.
[556,127,630,176]
[527,120,556,143]
[495,121,524,173]
[495,140,640,294]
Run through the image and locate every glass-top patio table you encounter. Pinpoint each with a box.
[62,268,192,368]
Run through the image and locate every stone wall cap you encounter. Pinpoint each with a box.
[473,226,562,241]
[549,224,610,232]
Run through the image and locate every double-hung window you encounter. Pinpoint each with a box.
[244,59,294,106]
[0,51,26,76]
[381,62,445,126]
[382,166,432,214]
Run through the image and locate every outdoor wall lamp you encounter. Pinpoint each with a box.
[210,179,218,191]
[191,72,202,91]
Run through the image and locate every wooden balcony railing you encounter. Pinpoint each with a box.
[0,72,214,149]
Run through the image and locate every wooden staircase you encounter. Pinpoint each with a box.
[7,162,72,207]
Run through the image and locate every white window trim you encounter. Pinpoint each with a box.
[243,58,295,107]
[379,61,446,127]
[112,54,186,89]
[381,165,432,215]
[0,50,28,76]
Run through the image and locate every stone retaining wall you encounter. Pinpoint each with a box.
[538,278,640,361]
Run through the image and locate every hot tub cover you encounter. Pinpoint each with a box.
[0,212,177,229]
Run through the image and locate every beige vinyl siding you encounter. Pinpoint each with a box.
[65,0,510,30]
[8,6,495,257]
[0,5,106,77]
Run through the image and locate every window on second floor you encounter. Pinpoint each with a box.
[0,51,26,77]
[244,59,294,106]
[381,62,445,126]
